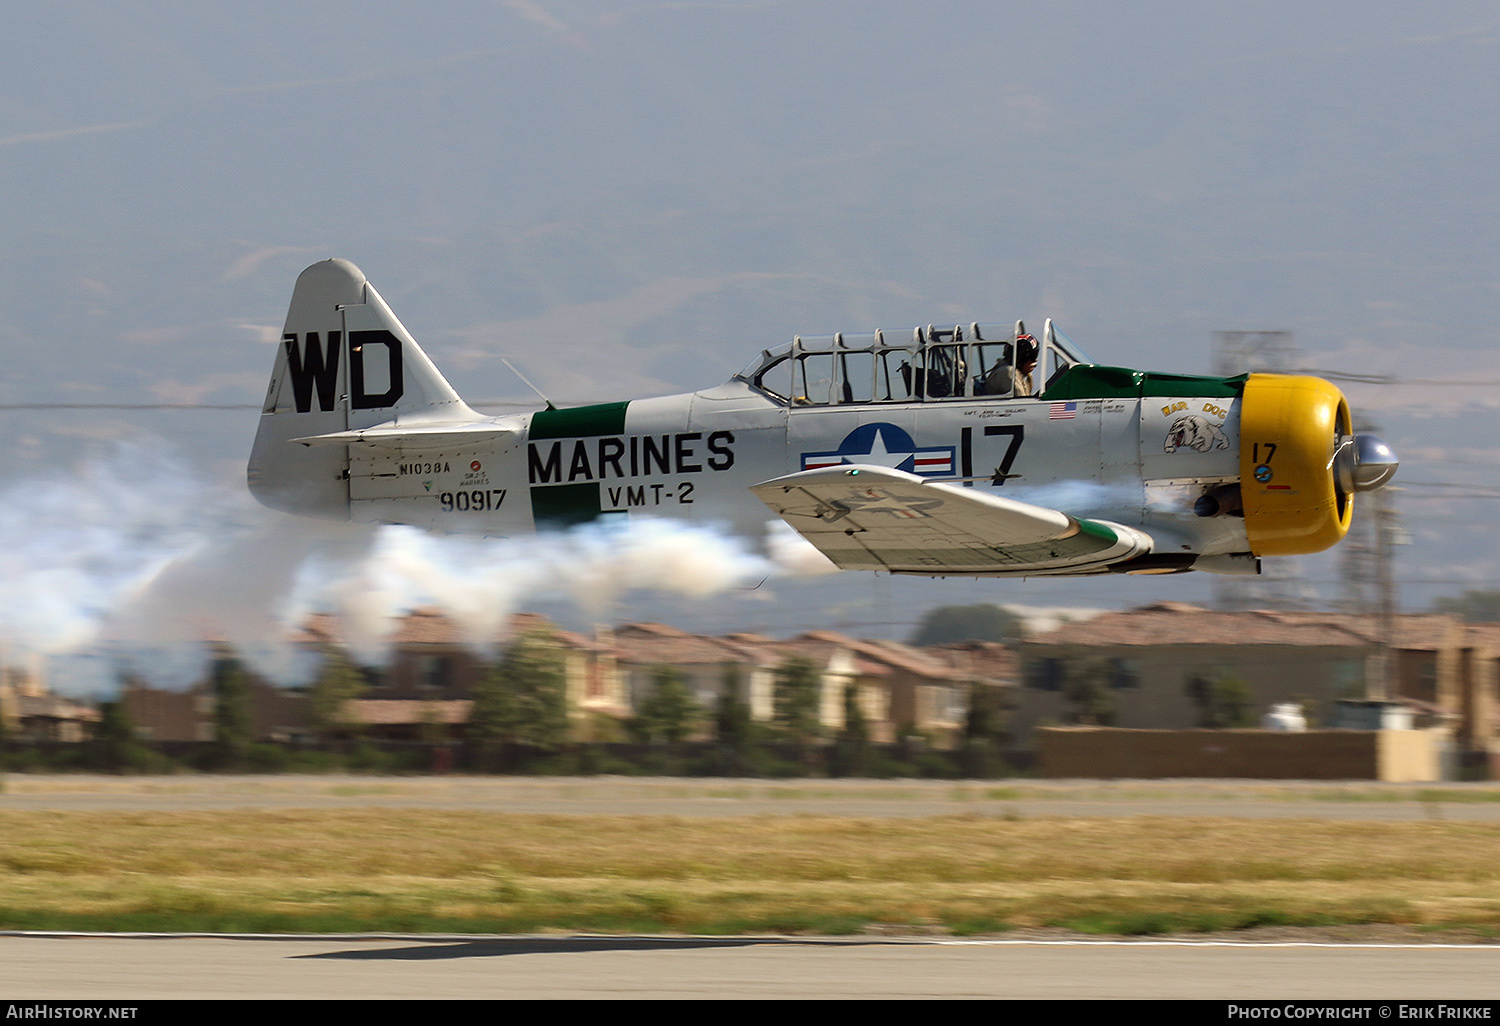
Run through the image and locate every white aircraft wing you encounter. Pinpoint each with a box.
[751,465,1153,576]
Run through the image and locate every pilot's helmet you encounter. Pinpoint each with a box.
[1016,336,1038,366]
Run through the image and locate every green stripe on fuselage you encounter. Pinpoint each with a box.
[527,402,630,528]
[1043,366,1247,401]
[529,401,630,440]
[531,482,603,529]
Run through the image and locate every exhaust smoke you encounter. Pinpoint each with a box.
[0,441,832,691]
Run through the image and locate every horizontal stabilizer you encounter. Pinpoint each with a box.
[751,464,1152,576]
[292,421,523,449]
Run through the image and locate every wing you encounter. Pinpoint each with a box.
[751,465,1154,577]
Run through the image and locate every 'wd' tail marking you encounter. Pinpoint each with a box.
[283,329,406,413]
[285,331,340,413]
[349,330,403,409]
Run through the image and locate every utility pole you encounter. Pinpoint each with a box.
[1367,485,1398,702]
[1337,490,1378,614]
[1332,413,1402,701]
[1213,330,1298,377]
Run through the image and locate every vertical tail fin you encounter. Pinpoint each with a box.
[248,259,477,517]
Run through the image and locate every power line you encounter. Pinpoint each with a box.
[1398,481,1500,499]
[0,400,539,411]
[1402,480,1497,488]
[1305,369,1500,387]
[0,402,258,410]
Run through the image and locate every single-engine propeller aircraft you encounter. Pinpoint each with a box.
[249,259,1399,578]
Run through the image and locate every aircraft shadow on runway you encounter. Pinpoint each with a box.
[299,936,878,960]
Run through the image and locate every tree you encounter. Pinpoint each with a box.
[1062,658,1116,726]
[468,659,517,765]
[1186,671,1255,728]
[1432,590,1500,623]
[417,701,448,744]
[772,656,823,745]
[630,665,701,745]
[830,683,872,777]
[714,663,753,750]
[712,663,756,774]
[965,682,1007,743]
[842,683,869,745]
[909,604,1024,647]
[474,628,569,751]
[960,681,1010,777]
[209,649,255,769]
[92,698,149,774]
[470,659,514,745]
[307,647,367,740]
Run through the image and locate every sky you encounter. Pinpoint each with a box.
[1,2,1497,691]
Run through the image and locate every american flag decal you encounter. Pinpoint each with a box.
[1049,401,1077,420]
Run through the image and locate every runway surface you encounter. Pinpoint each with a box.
[3,774,1500,819]
[2,933,1498,999]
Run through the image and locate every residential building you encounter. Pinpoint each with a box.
[0,661,98,742]
[1014,601,1472,755]
[111,610,1016,749]
[293,609,620,740]
[120,672,308,743]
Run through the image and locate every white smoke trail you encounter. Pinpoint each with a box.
[0,442,834,690]
[764,520,840,577]
[284,517,785,664]
[1006,478,1148,516]
[0,444,214,654]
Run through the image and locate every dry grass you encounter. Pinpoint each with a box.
[2,811,1499,936]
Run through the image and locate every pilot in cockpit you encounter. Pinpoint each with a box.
[977,320,1038,397]
[1012,321,1038,396]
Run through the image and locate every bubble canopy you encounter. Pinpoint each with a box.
[732,320,1093,405]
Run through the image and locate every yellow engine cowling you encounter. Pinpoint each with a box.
[1238,373,1353,557]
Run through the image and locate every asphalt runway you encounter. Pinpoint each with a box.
[2,934,1498,999]
[4,774,1500,819]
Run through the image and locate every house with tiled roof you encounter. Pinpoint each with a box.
[119,664,308,744]
[0,660,98,742]
[924,640,1019,688]
[606,623,863,737]
[607,623,1002,744]
[608,622,770,729]
[295,609,480,738]
[790,632,954,741]
[1456,624,1500,768]
[1012,601,1472,755]
[125,609,1015,748]
[611,623,756,708]
[921,639,1019,737]
[295,609,624,740]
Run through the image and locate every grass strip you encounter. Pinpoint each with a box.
[3,811,1500,936]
